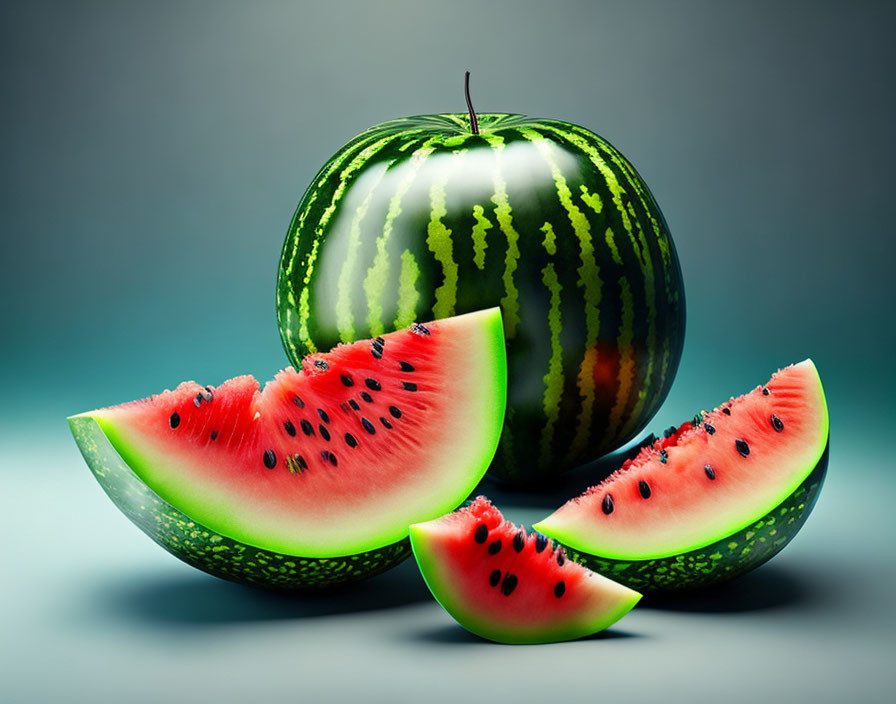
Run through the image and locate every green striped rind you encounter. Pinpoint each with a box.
[277,113,685,483]
[565,444,829,593]
[68,416,410,590]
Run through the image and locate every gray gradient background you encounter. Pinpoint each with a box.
[1,1,894,702]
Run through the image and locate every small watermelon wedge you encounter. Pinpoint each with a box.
[534,359,829,592]
[69,308,506,589]
[409,497,641,644]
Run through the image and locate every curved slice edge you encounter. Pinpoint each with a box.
[68,415,412,588]
[534,359,830,561]
[409,513,641,645]
[69,308,507,557]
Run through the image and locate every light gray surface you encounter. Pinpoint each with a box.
[2,432,893,704]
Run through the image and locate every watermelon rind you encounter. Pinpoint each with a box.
[69,415,411,589]
[70,308,507,558]
[565,443,828,592]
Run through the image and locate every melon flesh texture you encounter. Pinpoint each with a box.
[534,359,828,562]
[410,497,641,645]
[70,308,506,558]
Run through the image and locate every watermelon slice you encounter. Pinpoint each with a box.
[533,359,829,592]
[409,497,641,644]
[69,308,506,589]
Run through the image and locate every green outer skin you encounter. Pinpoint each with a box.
[565,442,829,593]
[409,523,641,645]
[277,113,686,484]
[69,416,410,590]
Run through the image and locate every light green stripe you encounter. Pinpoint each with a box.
[604,276,635,441]
[426,171,458,320]
[481,132,521,340]
[580,184,603,214]
[394,249,421,328]
[541,124,658,434]
[520,127,602,460]
[604,226,623,265]
[335,163,390,341]
[363,140,437,335]
[539,261,564,466]
[295,133,404,350]
[471,204,492,270]
[540,221,557,255]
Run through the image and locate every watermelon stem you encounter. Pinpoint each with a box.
[464,71,480,135]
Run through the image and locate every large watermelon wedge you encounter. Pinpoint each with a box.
[534,360,829,592]
[410,497,641,644]
[69,308,506,589]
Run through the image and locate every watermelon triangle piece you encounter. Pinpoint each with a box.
[410,497,641,644]
[533,359,829,592]
[69,309,507,580]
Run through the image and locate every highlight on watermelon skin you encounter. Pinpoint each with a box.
[534,359,830,593]
[409,497,641,645]
[67,308,507,589]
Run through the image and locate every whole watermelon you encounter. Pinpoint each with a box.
[277,113,685,484]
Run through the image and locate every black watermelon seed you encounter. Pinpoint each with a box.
[361,418,376,435]
[169,412,180,429]
[300,419,314,436]
[371,346,383,360]
[349,400,360,411]
[340,375,354,387]
[402,382,417,392]
[210,430,218,441]
[314,359,329,371]
[554,581,566,598]
[344,433,358,448]
[365,378,381,391]
[361,392,374,403]
[320,450,331,464]
[286,455,303,474]
[284,420,296,437]
[380,417,392,429]
[318,408,329,423]
[193,393,202,408]
[722,407,731,415]
[639,480,651,498]
[663,425,676,438]
[659,449,668,464]
[411,323,430,335]
[762,387,770,396]
[263,449,277,469]
[535,533,548,553]
[705,424,716,435]
[557,552,565,566]
[736,439,750,457]
[501,574,518,596]
[375,336,385,346]
[474,524,488,544]
[602,494,614,515]
[297,455,308,470]
[771,415,784,432]
[705,463,716,480]
[488,540,502,555]
[399,361,415,372]
[292,395,304,408]
[319,425,331,441]
[328,452,338,467]
[513,531,525,552]
[489,569,501,587]
[389,405,402,419]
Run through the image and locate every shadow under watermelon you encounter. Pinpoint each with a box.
[89,557,432,626]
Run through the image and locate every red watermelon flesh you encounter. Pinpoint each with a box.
[72,308,506,558]
[534,359,829,561]
[409,497,641,644]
